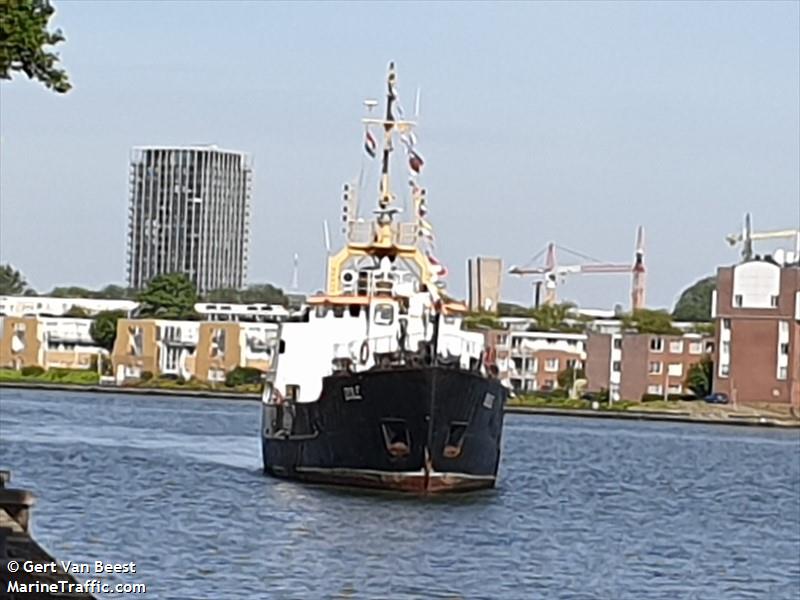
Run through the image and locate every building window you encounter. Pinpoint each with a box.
[689,342,703,354]
[650,337,663,352]
[647,384,663,395]
[723,318,731,329]
[496,335,507,346]
[668,384,682,394]
[612,361,621,372]
[648,361,662,374]
[778,366,788,380]
[668,363,683,377]
[771,295,779,308]
[544,358,559,372]
[720,364,730,377]
[669,340,684,354]
[734,294,743,308]
[780,343,789,355]
[613,338,622,349]
[705,342,715,353]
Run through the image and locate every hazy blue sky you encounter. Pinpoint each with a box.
[1,1,798,309]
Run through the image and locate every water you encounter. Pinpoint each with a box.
[1,388,799,600]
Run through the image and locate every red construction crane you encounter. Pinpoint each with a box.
[509,226,646,310]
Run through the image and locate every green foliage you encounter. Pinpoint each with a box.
[463,312,506,331]
[204,283,288,306]
[49,284,135,299]
[0,367,99,384]
[528,302,585,333]
[685,355,713,397]
[225,366,264,387]
[0,263,31,295]
[137,273,198,319]
[141,370,153,382]
[508,394,591,409]
[90,310,125,351]
[621,308,681,335]
[557,366,586,390]
[673,276,716,322]
[20,365,44,376]
[0,0,71,93]
[691,322,715,336]
[49,286,92,298]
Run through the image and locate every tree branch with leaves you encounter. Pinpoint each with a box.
[0,0,71,93]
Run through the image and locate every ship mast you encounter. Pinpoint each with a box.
[379,62,396,214]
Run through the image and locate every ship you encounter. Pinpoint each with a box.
[260,63,507,493]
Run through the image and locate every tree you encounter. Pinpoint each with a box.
[673,276,716,322]
[90,310,125,351]
[49,285,93,298]
[622,308,681,335]
[685,355,713,397]
[528,302,584,333]
[64,304,90,318]
[225,366,264,387]
[0,0,71,93]
[97,284,135,299]
[137,273,198,319]
[557,366,585,391]
[204,283,289,306]
[0,263,31,295]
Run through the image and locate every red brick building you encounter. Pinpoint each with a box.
[713,260,800,411]
[586,331,713,402]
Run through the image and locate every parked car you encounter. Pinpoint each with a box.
[704,392,730,405]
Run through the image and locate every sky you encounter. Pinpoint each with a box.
[1,1,798,310]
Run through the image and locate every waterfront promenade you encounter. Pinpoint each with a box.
[1,379,798,428]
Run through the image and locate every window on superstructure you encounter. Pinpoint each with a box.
[374,304,394,325]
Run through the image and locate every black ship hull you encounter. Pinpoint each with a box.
[261,366,506,493]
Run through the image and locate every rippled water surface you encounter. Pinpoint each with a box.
[1,389,799,599]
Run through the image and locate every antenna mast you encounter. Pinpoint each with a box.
[379,62,397,214]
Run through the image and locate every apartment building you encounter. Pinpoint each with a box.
[487,328,587,393]
[111,318,279,384]
[126,145,252,293]
[0,316,105,370]
[586,330,713,401]
[712,259,800,410]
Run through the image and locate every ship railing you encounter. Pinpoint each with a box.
[333,333,484,369]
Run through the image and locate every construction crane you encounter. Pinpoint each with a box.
[725,213,800,262]
[509,226,646,310]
